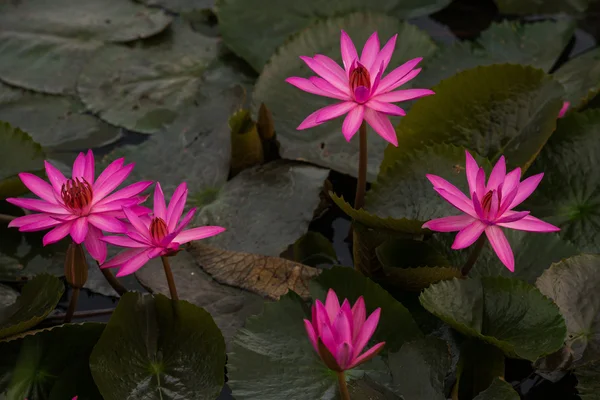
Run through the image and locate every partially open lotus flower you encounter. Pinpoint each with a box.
[304,289,385,372]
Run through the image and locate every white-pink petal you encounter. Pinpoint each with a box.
[315,102,357,124]
[84,225,107,264]
[340,30,358,73]
[359,32,380,71]
[365,99,406,116]
[341,105,365,142]
[485,225,514,271]
[18,173,59,205]
[423,215,475,232]
[363,108,397,146]
[510,173,544,209]
[374,88,435,103]
[451,220,486,249]
[173,226,225,244]
[497,215,560,232]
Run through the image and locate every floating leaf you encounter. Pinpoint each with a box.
[0,121,45,199]
[536,255,600,368]
[253,13,436,179]
[193,161,329,256]
[576,361,600,400]
[415,20,575,88]
[554,47,600,109]
[135,249,264,345]
[455,339,505,399]
[229,109,264,176]
[524,109,600,252]
[289,231,338,267]
[0,0,172,94]
[228,291,391,400]
[0,323,104,400]
[0,274,64,340]
[473,378,519,400]
[419,276,566,360]
[90,292,225,400]
[494,0,591,15]
[386,64,564,173]
[139,0,214,13]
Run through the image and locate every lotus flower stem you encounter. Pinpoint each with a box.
[47,307,115,321]
[354,122,368,210]
[161,255,179,301]
[64,287,80,323]
[337,371,350,400]
[97,261,127,296]
[0,213,16,223]
[460,235,486,276]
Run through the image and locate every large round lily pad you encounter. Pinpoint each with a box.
[524,109,600,252]
[217,0,448,71]
[553,47,600,109]
[419,276,567,361]
[385,64,564,173]
[89,292,225,400]
[252,12,437,180]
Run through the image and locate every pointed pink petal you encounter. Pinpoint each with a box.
[309,76,350,99]
[101,235,150,248]
[6,197,69,214]
[313,54,347,81]
[502,168,521,198]
[304,319,319,353]
[315,300,331,335]
[44,160,67,196]
[335,342,353,371]
[434,187,477,218]
[451,220,486,249]
[325,289,340,322]
[173,226,225,245]
[341,105,364,142]
[320,324,339,359]
[485,226,514,271]
[147,247,164,259]
[365,99,405,116]
[126,231,152,246]
[487,156,506,191]
[340,299,353,333]
[378,68,422,95]
[70,217,89,244]
[123,207,151,240]
[475,167,486,198]
[558,101,570,118]
[19,216,62,232]
[369,62,384,96]
[465,150,479,197]
[426,174,473,210]
[42,221,73,246]
[510,173,544,208]
[92,197,144,214]
[93,164,134,202]
[315,102,357,124]
[115,248,154,277]
[353,308,380,359]
[332,309,352,344]
[300,56,348,92]
[340,30,358,72]
[153,182,166,220]
[351,297,366,341]
[72,152,87,180]
[374,89,435,103]
[166,182,188,231]
[93,158,124,191]
[495,210,529,224]
[423,215,475,232]
[101,247,147,269]
[488,190,500,220]
[92,180,153,209]
[498,215,560,232]
[18,173,58,204]
[159,208,197,247]
[498,186,518,216]
[297,108,327,130]
[87,214,127,233]
[84,150,95,184]
[363,108,397,146]
[347,342,385,369]
[376,58,422,93]
[9,214,56,229]
[371,34,397,75]
[285,77,347,100]
[84,225,107,264]
[472,191,485,220]
[360,32,380,71]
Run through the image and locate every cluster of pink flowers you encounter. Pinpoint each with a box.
[7,150,225,277]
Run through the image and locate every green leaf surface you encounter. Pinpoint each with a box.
[387,337,450,400]
[576,361,600,400]
[0,121,45,199]
[139,0,214,13]
[0,284,18,308]
[494,0,591,15]
[455,340,506,400]
[193,161,329,256]
[0,274,64,340]
[536,255,600,368]
[310,267,422,351]
[415,20,576,89]
[554,47,600,109]
[228,291,391,400]
[218,1,447,71]
[386,64,564,173]
[90,292,225,400]
[473,378,519,400]
[524,109,600,252]
[419,276,567,360]
[0,323,104,400]
[252,12,436,180]
[290,231,339,267]
[229,108,264,176]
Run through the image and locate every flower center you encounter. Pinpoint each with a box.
[61,178,93,211]
[150,217,168,242]
[481,191,493,213]
[349,63,371,93]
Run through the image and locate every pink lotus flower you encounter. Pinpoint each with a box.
[558,101,570,118]
[7,150,151,264]
[304,289,385,371]
[100,182,225,277]
[286,31,435,146]
[422,151,560,272]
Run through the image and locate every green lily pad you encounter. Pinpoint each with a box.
[386,64,564,172]
[536,254,600,368]
[0,274,64,340]
[0,0,172,94]
[193,161,329,256]
[89,292,225,400]
[289,231,339,267]
[0,121,45,199]
[473,378,519,400]
[0,323,104,400]
[140,0,214,13]
[77,20,249,134]
[0,284,18,308]
[414,19,576,89]
[524,109,600,252]
[228,290,391,400]
[576,361,600,400]
[494,0,590,15]
[218,0,447,72]
[252,12,437,180]
[387,337,450,400]
[455,340,506,400]
[554,47,600,109]
[419,276,567,360]
[310,266,422,351]
[0,87,122,153]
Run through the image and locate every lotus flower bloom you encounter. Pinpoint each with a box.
[286,30,434,146]
[304,289,385,372]
[558,101,570,118]
[7,151,151,264]
[422,151,560,271]
[101,182,225,277]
